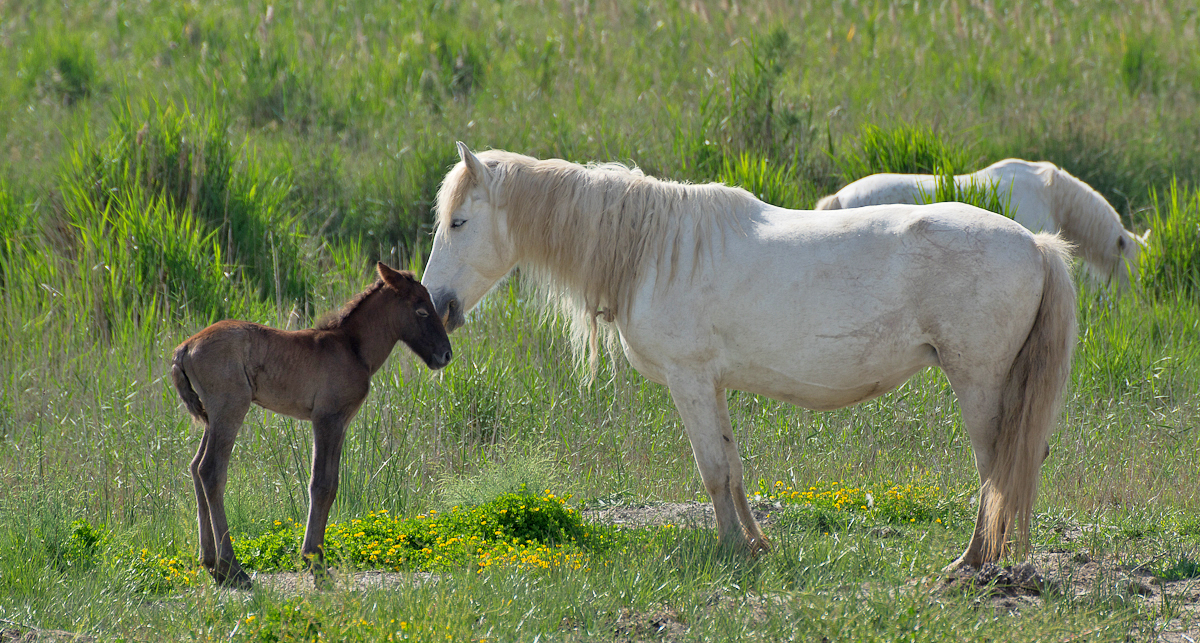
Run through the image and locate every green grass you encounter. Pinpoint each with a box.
[3,0,1200,640]
[1140,179,1200,298]
[836,123,974,183]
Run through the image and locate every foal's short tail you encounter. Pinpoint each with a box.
[171,346,208,424]
[982,233,1077,560]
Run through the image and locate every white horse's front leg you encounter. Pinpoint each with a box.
[714,392,770,553]
[666,372,746,550]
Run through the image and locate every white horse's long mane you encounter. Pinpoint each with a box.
[437,150,758,370]
[1039,164,1139,283]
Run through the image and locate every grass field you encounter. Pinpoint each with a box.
[2,1,1200,640]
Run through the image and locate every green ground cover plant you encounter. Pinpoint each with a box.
[2,0,1199,640]
[233,490,600,575]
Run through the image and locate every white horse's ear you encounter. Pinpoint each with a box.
[457,141,489,183]
[1138,228,1152,246]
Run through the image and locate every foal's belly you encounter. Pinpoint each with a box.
[253,390,314,422]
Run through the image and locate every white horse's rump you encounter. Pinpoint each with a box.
[816,159,1145,291]
[424,144,1077,568]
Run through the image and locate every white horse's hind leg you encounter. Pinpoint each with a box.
[943,379,1004,570]
[666,373,745,549]
[715,391,770,551]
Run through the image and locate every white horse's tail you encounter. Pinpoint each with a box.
[1043,166,1140,289]
[813,194,842,210]
[981,233,1077,560]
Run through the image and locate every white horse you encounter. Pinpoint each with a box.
[423,144,1077,569]
[815,159,1146,291]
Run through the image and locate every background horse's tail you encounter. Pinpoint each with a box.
[171,346,208,423]
[1043,165,1139,288]
[813,194,842,210]
[982,232,1077,560]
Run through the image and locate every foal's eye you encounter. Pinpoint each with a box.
[450,218,466,229]
[415,308,430,318]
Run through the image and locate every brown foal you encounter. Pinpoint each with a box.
[172,262,452,588]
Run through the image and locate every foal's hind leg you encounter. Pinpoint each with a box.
[190,431,216,570]
[193,396,253,589]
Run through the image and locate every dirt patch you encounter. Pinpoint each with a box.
[0,620,93,643]
[251,569,441,593]
[583,501,775,530]
[935,552,1200,639]
[613,604,688,643]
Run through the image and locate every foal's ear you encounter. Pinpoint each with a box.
[457,141,489,183]
[376,261,416,294]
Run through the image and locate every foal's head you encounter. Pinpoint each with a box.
[376,262,453,369]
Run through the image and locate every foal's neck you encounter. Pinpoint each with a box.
[335,292,404,373]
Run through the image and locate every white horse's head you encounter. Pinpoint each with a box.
[421,142,519,332]
[1112,228,1146,290]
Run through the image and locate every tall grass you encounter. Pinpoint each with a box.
[1140,179,1200,299]
[64,100,319,316]
[18,32,99,106]
[836,123,973,182]
[915,166,1015,218]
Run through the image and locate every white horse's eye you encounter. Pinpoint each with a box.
[450,218,467,229]
[415,308,430,318]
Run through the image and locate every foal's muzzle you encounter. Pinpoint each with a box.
[429,346,453,369]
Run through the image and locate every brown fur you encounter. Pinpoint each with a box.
[171,263,451,588]
[980,234,1077,560]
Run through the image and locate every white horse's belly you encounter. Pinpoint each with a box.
[620,319,937,409]
[722,347,938,410]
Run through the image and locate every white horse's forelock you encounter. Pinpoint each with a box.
[436,150,756,371]
[1042,165,1139,283]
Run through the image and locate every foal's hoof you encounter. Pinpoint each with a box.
[211,566,253,590]
[311,567,336,591]
[747,535,772,556]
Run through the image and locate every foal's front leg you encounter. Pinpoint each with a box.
[301,411,352,588]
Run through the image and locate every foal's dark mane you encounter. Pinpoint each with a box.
[315,279,387,330]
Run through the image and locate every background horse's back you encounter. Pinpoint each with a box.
[815,159,1142,290]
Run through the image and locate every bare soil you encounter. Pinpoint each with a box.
[0,620,92,643]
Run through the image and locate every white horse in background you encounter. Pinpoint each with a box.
[815,159,1147,291]
[423,144,1077,570]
